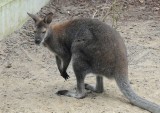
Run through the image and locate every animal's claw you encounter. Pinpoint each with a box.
[61,73,70,80]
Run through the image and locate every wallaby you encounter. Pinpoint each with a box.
[28,12,160,113]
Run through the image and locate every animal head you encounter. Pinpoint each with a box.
[27,12,53,45]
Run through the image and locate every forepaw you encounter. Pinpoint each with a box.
[61,73,70,80]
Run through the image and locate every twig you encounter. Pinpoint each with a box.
[92,9,98,19]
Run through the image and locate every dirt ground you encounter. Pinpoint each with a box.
[0,0,160,113]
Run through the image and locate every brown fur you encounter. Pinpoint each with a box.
[51,21,72,36]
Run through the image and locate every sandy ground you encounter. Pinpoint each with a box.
[0,0,160,113]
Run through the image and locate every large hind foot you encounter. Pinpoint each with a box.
[85,83,103,93]
[56,90,86,99]
[85,76,104,93]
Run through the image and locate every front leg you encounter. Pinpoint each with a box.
[57,56,92,99]
[56,55,71,80]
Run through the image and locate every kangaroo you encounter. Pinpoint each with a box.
[28,12,160,113]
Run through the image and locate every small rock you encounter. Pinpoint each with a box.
[130,81,134,84]
[138,0,144,3]
[6,63,12,68]
[153,7,159,11]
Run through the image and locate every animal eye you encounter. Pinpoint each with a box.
[42,28,47,33]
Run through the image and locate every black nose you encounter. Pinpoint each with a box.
[35,39,41,45]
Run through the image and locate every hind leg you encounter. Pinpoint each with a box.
[56,56,91,99]
[85,76,104,93]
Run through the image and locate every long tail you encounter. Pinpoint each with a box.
[115,75,160,113]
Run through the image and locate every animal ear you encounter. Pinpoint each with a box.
[43,12,53,24]
[27,12,40,23]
